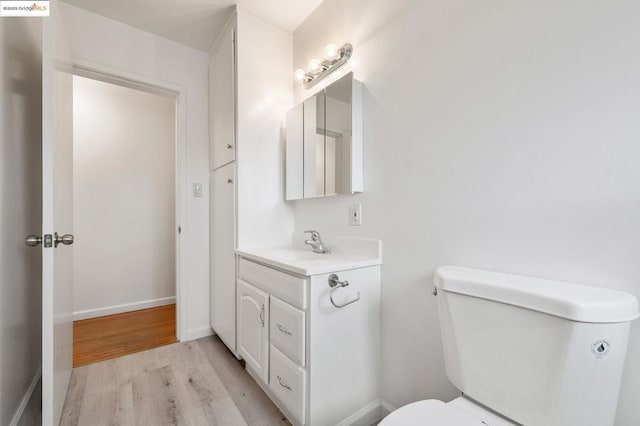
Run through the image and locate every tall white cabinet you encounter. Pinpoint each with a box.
[209,18,238,352]
[209,10,294,357]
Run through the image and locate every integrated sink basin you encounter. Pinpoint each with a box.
[236,236,382,276]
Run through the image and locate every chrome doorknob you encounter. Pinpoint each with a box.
[54,232,74,247]
[25,235,42,247]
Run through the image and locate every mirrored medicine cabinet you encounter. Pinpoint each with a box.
[286,72,363,200]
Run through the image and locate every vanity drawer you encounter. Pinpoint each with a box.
[269,345,306,424]
[270,297,306,366]
[239,258,308,309]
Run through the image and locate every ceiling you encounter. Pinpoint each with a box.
[62,0,323,51]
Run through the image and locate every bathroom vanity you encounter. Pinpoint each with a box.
[235,238,382,426]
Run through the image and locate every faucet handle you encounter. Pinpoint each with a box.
[303,230,320,240]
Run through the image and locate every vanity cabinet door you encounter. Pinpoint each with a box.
[238,279,269,383]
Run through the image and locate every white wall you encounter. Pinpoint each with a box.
[60,3,211,340]
[236,10,295,249]
[72,76,176,318]
[0,17,43,425]
[292,1,640,424]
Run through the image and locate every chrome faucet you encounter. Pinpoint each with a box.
[304,230,330,254]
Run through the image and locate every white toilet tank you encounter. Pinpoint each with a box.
[434,266,639,426]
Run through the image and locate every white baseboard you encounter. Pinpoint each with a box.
[73,296,176,321]
[336,399,383,426]
[9,367,41,426]
[183,325,214,342]
[380,400,397,415]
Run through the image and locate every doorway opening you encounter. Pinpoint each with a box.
[70,73,180,367]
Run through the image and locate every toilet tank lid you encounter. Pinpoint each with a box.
[434,266,639,323]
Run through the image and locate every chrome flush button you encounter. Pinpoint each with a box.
[592,340,611,357]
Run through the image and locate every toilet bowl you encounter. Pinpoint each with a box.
[380,396,516,426]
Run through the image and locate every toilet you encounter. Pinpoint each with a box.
[381,266,639,426]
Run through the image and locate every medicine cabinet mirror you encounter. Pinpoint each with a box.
[286,72,362,200]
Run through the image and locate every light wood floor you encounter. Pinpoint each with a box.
[73,304,177,367]
[61,335,290,426]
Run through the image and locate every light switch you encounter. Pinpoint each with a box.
[193,183,203,198]
[350,204,362,226]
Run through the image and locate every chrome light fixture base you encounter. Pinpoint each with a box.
[302,43,353,89]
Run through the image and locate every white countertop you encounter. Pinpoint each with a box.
[236,237,382,276]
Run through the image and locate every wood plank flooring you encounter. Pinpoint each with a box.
[61,336,290,426]
[73,304,177,367]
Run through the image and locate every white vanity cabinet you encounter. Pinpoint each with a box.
[236,256,381,426]
[209,11,295,358]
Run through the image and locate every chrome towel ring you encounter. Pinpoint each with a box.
[328,274,360,308]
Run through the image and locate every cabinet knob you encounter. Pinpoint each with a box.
[226,144,233,149]
[227,178,233,184]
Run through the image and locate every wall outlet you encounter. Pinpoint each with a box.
[350,204,362,226]
[193,182,203,198]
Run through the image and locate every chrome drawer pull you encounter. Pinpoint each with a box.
[259,305,265,327]
[277,375,292,391]
[277,324,292,335]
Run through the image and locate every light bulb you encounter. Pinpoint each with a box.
[294,68,306,82]
[324,44,339,61]
[308,58,322,72]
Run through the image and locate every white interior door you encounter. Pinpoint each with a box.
[42,5,74,425]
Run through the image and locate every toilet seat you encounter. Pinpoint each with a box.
[379,397,517,426]
[379,400,477,425]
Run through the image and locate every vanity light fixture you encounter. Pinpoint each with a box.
[293,43,353,89]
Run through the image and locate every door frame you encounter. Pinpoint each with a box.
[71,59,187,341]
